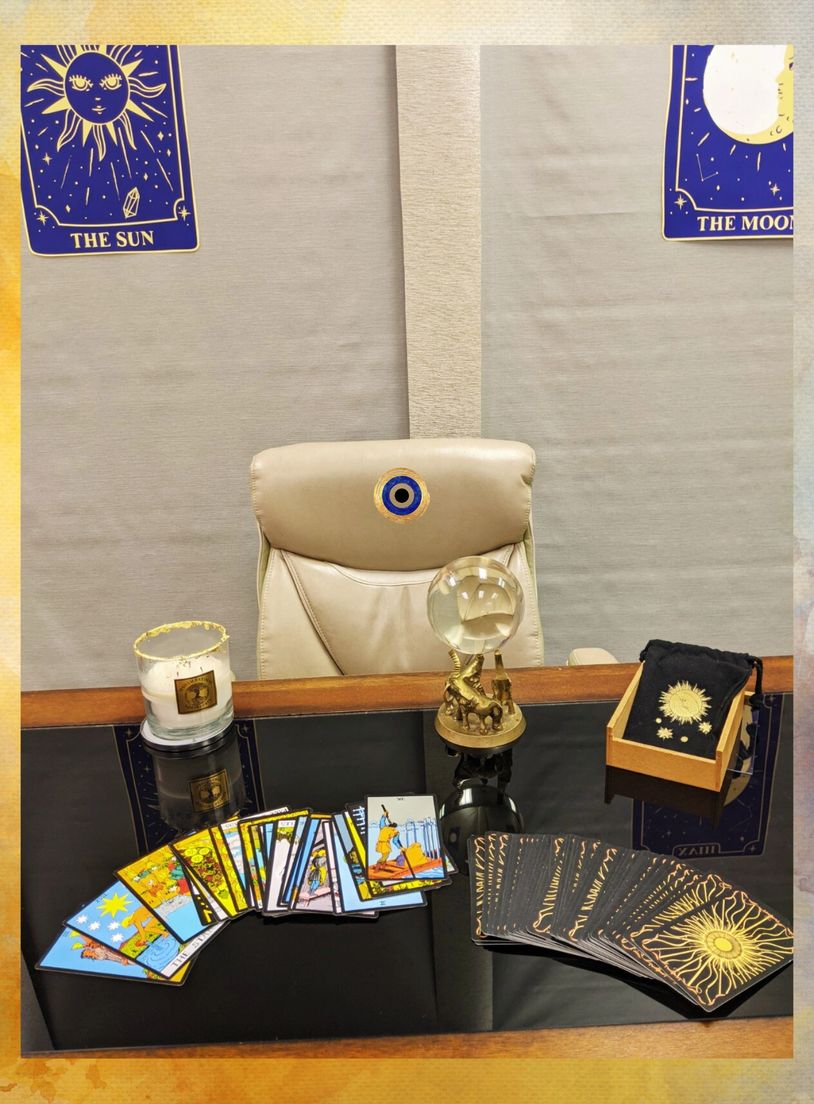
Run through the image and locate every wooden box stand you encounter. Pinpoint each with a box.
[606,664,747,792]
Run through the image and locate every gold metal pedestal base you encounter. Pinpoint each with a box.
[435,705,526,755]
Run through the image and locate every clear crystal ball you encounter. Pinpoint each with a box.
[427,556,524,655]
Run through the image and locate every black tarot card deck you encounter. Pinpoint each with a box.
[468,831,792,1012]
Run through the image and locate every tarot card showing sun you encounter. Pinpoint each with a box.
[21,45,197,255]
[664,45,793,239]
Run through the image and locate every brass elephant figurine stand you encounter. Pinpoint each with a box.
[435,649,526,754]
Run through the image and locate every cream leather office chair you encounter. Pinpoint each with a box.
[567,647,618,665]
[250,439,545,679]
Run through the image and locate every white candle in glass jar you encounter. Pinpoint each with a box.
[139,651,233,730]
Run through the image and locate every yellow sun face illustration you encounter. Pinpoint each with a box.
[659,681,711,725]
[638,893,793,1009]
[26,45,166,161]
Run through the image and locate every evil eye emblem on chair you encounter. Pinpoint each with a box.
[373,468,429,522]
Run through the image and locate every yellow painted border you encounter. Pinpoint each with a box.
[3,6,810,1103]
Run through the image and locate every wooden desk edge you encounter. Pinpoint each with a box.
[21,656,792,728]
[38,1016,792,1060]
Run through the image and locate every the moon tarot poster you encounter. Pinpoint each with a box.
[663,45,793,240]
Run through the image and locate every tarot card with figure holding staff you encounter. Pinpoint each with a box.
[364,795,447,888]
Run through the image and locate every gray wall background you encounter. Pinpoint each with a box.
[22,46,792,687]
[22,47,408,687]
[482,46,792,664]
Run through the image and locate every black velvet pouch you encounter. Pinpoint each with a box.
[622,640,762,760]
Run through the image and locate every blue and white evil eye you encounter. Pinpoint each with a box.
[373,469,430,523]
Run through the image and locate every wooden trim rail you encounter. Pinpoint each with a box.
[59,1015,792,1060]
[21,656,792,729]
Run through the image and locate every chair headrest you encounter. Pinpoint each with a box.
[251,438,536,570]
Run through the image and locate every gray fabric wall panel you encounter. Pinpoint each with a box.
[482,46,792,664]
[22,46,408,688]
[396,47,481,437]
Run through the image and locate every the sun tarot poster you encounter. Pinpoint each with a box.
[21,44,197,255]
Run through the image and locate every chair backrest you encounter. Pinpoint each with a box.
[250,438,544,678]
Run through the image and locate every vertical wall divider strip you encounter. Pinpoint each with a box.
[395,46,482,438]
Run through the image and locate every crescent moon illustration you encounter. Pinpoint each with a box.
[703,44,793,145]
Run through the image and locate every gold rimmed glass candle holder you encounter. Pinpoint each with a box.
[133,620,234,741]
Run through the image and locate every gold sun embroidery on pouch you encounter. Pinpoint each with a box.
[659,681,711,725]
[657,727,674,741]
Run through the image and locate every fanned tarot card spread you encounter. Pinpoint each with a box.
[38,927,188,984]
[663,45,793,240]
[21,45,198,255]
[116,845,226,942]
[468,832,792,1013]
[39,797,453,983]
[63,880,224,979]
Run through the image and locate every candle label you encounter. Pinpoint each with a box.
[189,768,230,813]
[174,669,218,714]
